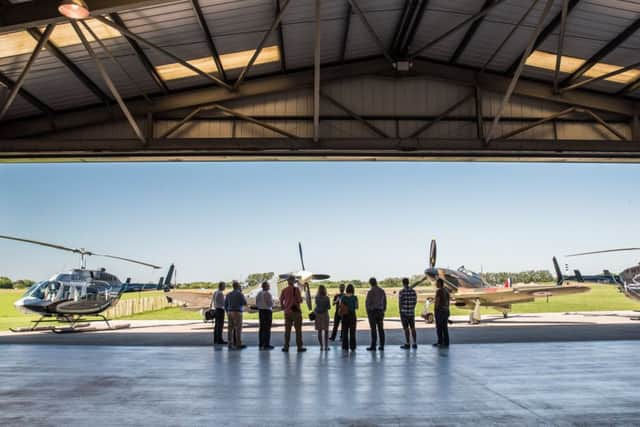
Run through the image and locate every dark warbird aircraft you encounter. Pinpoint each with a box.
[567,248,640,302]
[421,240,590,324]
[0,235,167,332]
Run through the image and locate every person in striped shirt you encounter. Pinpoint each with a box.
[399,278,418,349]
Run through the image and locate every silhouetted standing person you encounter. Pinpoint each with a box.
[314,285,331,351]
[280,276,306,352]
[399,278,417,349]
[212,281,227,345]
[433,278,450,347]
[365,277,386,351]
[225,281,247,350]
[340,284,359,351]
[256,281,274,350]
[329,283,345,341]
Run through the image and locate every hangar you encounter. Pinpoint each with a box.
[1,0,640,162]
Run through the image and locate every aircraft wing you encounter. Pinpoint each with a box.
[166,290,213,310]
[420,284,589,307]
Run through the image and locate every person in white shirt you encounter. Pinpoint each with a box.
[256,281,274,350]
[211,281,227,345]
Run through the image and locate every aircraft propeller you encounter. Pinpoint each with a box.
[567,248,640,257]
[0,235,161,269]
[298,241,305,271]
[429,239,437,269]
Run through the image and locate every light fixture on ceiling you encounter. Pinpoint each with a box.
[58,0,90,19]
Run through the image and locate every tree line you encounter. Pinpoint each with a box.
[0,277,35,289]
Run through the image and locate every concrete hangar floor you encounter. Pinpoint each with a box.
[1,312,640,426]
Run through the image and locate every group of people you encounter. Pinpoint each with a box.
[210,276,451,351]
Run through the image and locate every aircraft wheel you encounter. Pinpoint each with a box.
[503,312,508,319]
[425,313,434,324]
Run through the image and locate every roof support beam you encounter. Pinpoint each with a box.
[449,0,494,64]
[0,24,55,121]
[400,0,429,56]
[233,0,292,90]
[391,0,415,55]
[408,93,473,138]
[552,0,569,93]
[94,15,232,91]
[409,0,507,58]
[313,0,321,142]
[189,0,227,83]
[559,58,640,94]
[73,20,145,143]
[3,137,640,163]
[275,0,287,72]
[27,27,112,104]
[0,71,54,117]
[348,0,395,66]
[506,0,581,75]
[321,92,390,138]
[339,3,352,63]
[486,0,554,142]
[109,13,168,94]
[561,16,640,87]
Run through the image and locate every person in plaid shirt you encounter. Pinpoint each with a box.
[398,278,418,349]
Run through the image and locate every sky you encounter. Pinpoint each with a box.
[1,162,639,284]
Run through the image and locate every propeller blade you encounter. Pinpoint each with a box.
[311,274,330,280]
[87,253,161,269]
[567,248,640,257]
[0,235,81,254]
[298,242,306,271]
[429,239,437,269]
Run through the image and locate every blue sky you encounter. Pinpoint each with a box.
[1,162,639,283]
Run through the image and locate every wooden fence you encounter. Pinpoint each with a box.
[104,295,173,318]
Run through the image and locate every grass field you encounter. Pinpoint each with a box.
[2,285,639,329]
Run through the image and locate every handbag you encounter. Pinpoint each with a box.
[339,299,350,317]
[309,312,317,321]
[204,309,215,321]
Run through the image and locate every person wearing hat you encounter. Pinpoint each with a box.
[279,276,306,352]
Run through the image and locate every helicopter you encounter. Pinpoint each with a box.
[421,240,590,324]
[567,248,640,302]
[0,235,164,333]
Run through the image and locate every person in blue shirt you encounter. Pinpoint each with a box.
[224,281,247,350]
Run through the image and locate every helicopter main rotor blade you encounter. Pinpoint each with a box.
[567,248,640,257]
[0,235,81,254]
[298,242,306,271]
[93,253,161,269]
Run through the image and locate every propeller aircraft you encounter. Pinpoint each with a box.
[566,248,640,302]
[421,240,591,324]
[0,235,165,332]
[166,242,330,315]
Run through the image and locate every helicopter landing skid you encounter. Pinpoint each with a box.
[10,315,58,333]
[52,315,130,333]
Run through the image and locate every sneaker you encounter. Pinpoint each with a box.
[366,347,376,351]
[412,344,418,349]
[297,347,307,353]
[400,344,410,350]
[282,347,289,352]
[378,346,384,351]
[265,345,275,350]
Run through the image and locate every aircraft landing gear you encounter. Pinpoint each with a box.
[422,299,434,324]
[469,299,481,325]
[503,312,508,319]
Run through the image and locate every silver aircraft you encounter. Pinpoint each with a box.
[1,235,165,332]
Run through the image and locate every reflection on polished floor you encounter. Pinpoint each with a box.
[1,341,638,426]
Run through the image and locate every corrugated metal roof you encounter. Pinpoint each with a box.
[1,0,639,121]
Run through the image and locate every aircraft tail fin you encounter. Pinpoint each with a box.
[553,257,564,286]
[573,270,584,282]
